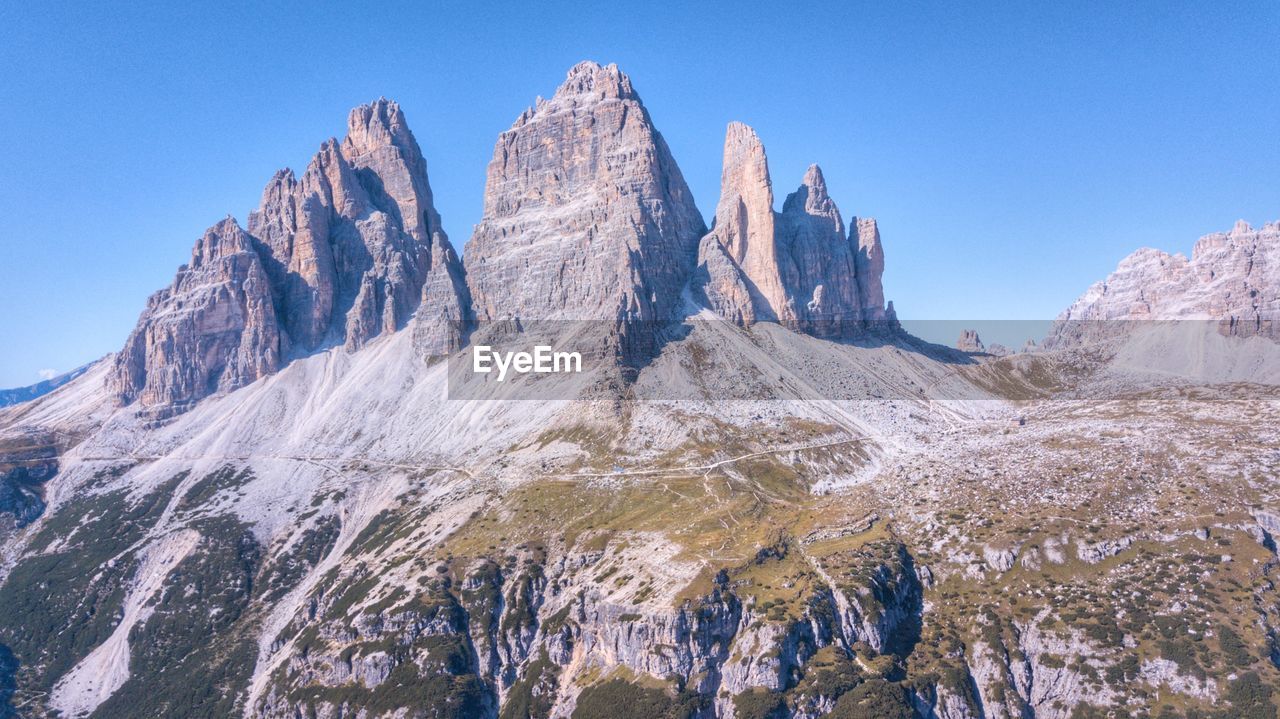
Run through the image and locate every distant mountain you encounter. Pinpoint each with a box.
[0,363,93,408]
[1047,220,1280,346]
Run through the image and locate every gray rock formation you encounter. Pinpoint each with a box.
[248,99,468,355]
[1048,219,1280,346]
[464,61,706,364]
[695,123,892,338]
[956,329,985,353]
[110,218,283,412]
[696,122,790,325]
[111,100,469,413]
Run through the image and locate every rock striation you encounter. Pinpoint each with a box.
[1048,220,1280,346]
[695,123,893,338]
[110,100,469,414]
[463,61,706,363]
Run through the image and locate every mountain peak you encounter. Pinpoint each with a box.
[110,216,282,413]
[1050,219,1280,344]
[802,163,826,190]
[192,216,250,265]
[556,60,635,102]
[343,97,414,160]
[467,61,703,362]
[723,122,767,169]
[714,122,775,265]
[697,125,891,336]
[783,163,838,224]
[112,98,470,413]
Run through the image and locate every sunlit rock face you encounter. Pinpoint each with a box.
[695,123,892,338]
[111,99,469,413]
[464,61,707,364]
[110,217,283,411]
[1049,220,1280,345]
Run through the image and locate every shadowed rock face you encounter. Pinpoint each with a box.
[111,100,469,414]
[464,61,707,362]
[695,123,892,338]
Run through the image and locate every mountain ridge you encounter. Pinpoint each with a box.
[0,61,1278,719]
[102,60,905,417]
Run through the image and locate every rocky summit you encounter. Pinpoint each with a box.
[110,217,284,412]
[1048,220,1280,347]
[464,61,705,363]
[1,61,1279,719]
[110,99,470,416]
[695,123,892,338]
[956,329,985,353]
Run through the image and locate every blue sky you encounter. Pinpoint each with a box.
[1,1,1277,387]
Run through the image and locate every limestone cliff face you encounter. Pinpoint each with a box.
[1048,220,1280,346]
[248,99,469,355]
[852,217,889,323]
[110,218,283,411]
[697,123,792,324]
[464,61,706,362]
[112,100,469,413]
[778,164,861,336]
[254,538,926,719]
[695,123,893,338]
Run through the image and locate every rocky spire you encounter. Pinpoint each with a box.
[956,329,985,353]
[696,124,893,337]
[112,100,469,414]
[779,163,862,335]
[464,61,706,363]
[853,217,888,323]
[705,123,792,322]
[248,98,466,355]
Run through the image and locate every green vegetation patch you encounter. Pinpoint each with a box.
[0,472,183,693]
[91,514,263,718]
[570,678,705,719]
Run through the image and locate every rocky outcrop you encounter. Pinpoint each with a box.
[0,429,59,526]
[248,99,469,356]
[852,217,890,324]
[956,329,985,353]
[464,61,706,364]
[1075,535,1134,564]
[1047,219,1280,346]
[254,537,927,719]
[696,123,790,325]
[695,123,893,338]
[110,218,283,412]
[111,100,469,414]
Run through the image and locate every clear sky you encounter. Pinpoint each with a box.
[1,1,1277,387]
